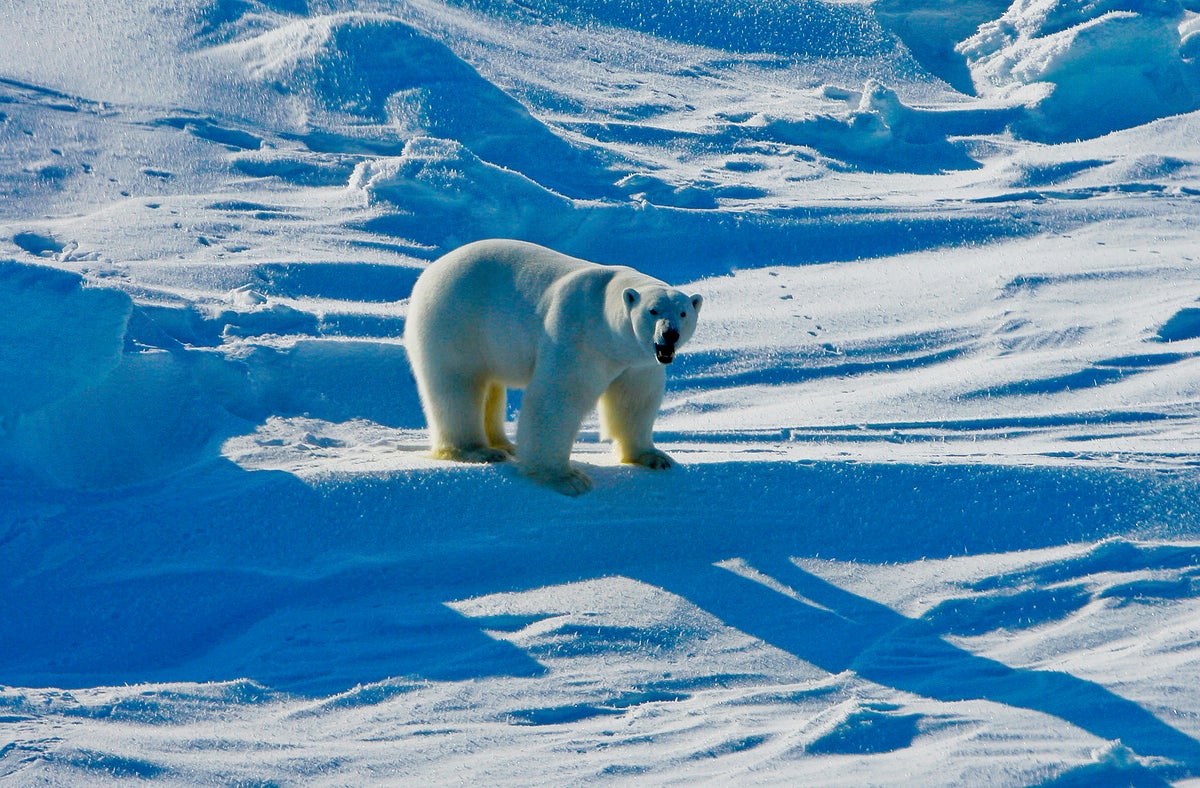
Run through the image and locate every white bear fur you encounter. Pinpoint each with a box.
[405,239,702,495]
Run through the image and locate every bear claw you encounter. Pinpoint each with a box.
[631,449,674,470]
[523,465,594,496]
[433,446,512,463]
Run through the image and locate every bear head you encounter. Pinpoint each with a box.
[623,286,703,364]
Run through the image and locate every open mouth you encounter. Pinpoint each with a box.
[655,343,676,364]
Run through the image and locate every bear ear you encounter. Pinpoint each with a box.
[690,294,703,312]
[623,288,640,309]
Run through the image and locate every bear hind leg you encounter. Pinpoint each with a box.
[423,372,510,464]
[484,382,516,454]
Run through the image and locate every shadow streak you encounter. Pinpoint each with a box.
[641,555,1200,775]
[5,456,1200,773]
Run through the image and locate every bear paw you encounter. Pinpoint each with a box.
[523,465,594,496]
[491,438,517,455]
[629,448,674,470]
[432,445,512,464]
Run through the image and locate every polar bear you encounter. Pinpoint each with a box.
[405,238,702,495]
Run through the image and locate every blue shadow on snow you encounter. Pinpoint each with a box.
[3,457,1200,775]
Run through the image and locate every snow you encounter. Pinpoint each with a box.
[4,0,1200,784]
[958,0,1200,140]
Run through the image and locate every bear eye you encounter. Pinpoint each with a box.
[649,309,658,316]
[681,311,687,318]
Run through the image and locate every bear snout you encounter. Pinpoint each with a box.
[653,324,680,363]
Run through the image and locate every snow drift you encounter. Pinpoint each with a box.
[209,11,613,198]
[959,0,1200,140]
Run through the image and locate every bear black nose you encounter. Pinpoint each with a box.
[662,328,680,344]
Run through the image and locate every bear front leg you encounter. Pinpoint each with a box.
[598,364,674,469]
[516,364,606,496]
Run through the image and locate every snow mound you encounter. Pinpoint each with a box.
[0,262,129,421]
[350,136,575,249]
[0,264,244,488]
[0,258,422,489]
[958,0,1200,140]
[211,12,612,198]
[747,80,1012,172]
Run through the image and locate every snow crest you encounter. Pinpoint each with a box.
[959,0,1200,139]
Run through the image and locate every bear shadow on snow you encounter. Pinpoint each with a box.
[5,455,1200,775]
[5,247,1200,774]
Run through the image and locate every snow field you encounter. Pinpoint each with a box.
[5,0,1200,784]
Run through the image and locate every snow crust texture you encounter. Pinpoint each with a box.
[5,0,1200,784]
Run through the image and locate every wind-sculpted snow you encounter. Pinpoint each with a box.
[0,263,129,419]
[959,0,1200,140]
[0,267,238,487]
[872,0,1013,94]
[744,80,1016,172]
[447,0,899,60]
[5,0,1200,784]
[349,135,1026,271]
[209,11,616,199]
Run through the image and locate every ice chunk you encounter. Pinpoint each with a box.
[958,0,1200,140]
